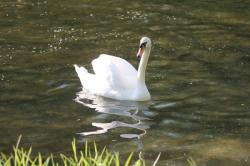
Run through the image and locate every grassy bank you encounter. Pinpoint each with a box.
[0,137,196,166]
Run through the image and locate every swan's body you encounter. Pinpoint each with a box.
[74,37,152,101]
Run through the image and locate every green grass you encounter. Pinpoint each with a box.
[0,136,196,166]
[0,136,145,166]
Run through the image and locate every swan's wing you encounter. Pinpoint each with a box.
[91,54,138,89]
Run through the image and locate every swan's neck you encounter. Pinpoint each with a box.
[137,46,151,83]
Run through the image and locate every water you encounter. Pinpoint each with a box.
[1,0,250,165]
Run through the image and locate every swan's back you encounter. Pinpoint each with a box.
[92,54,138,89]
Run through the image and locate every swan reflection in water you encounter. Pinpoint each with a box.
[74,89,155,139]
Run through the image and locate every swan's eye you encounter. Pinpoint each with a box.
[140,42,147,48]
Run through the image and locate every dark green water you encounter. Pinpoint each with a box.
[1,0,250,165]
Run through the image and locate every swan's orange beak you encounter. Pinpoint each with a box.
[137,47,144,59]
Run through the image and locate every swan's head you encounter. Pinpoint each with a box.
[137,37,152,59]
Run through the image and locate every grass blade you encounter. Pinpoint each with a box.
[125,152,133,166]
[152,152,161,166]
[187,157,197,166]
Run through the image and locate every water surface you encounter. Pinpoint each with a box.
[1,0,250,165]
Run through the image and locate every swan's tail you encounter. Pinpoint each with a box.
[74,64,101,95]
[74,64,87,74]
[74,64,90,88]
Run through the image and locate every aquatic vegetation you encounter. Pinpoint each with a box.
[187,157,197,166]
[0,137,196,166]
[0,136,141,166]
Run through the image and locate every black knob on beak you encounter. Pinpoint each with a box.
[137,54,141,60]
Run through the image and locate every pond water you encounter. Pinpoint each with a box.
[1,0,250,165]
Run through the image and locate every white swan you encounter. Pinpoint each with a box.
[74,37,152,101]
